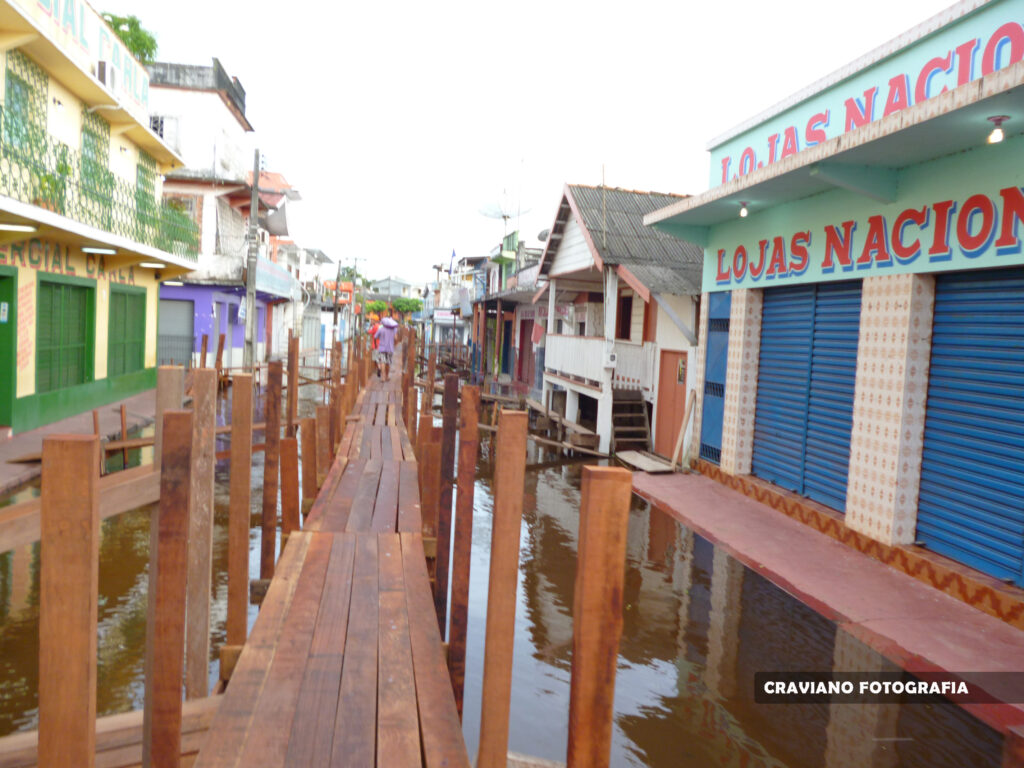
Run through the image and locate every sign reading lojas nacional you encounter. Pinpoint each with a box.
[709,1,1024,186]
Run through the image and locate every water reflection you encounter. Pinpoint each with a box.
[0,383,327,737]
[462,441,1004,767]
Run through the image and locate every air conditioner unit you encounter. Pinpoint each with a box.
[604,351,617,369]
[97,60,117,91]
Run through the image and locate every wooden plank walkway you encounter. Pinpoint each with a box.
[194,374,469,768]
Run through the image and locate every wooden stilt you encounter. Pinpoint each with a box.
[316,405,331,482]
[200,334,209,368]
[567,467,632,768]
[448,385,479,718]
[420,432,442,538]
[147,411,194,768]
[475,410,528,768]
[39,434,100,768]
[300,417,317,514]
[280,436,300,540]
[226,374,252,652]
[120,403,129,467]
[434,374,459,633]
[261,361,283,579]
[215,333,225,377]
[287,335,299,437]
[185,368,217,700]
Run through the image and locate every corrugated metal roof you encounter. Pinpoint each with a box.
[567,185,703,293]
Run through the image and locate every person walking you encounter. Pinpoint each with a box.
[368,315,382,378]
[374,310,400,380]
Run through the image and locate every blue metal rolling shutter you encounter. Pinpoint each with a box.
[752,285,814,493]
[803,281,862,511]
[918,268,1024,586]
[699,292,731,464]
[753,281,861,511]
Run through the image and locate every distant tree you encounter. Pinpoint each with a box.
[102,13,157,64]
[392,297,422,314]
[365,300,387,315]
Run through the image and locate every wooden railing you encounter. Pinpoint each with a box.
[544,335,657,392]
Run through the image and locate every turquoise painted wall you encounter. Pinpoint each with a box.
[702,133,1024,292]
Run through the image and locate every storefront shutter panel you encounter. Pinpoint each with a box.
[128,292,145,370]
[109,291,125,377]
[699,292,731,464]
[36,282,57,393]
[752,285,814,493]
[918,268,1024,586]
[802,281,862,511]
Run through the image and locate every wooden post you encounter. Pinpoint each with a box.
[214,333,225,375]
[330,385,342,453]
[199,334,208,368]
[434,374,458,632]
[184,368,216,700]
[427,347,437,412]
[39,434,100,768]
[567,467,632,768]
[287,334,299,437]
[671,388,697,471]
[475,410,527,768]
[147,411,193,768]
[299,417,317,515]
[316,405,331,481]
[92,408,102,475]
[448,385,479,718]
[226,374,253,649]
[280,436,300,540]
[420,432,442,538]
[144,366,183,765]
[261,360,282,579]
[120,403,129,467]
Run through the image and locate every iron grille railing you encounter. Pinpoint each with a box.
[157,334,196,368]
[0,105,199,261]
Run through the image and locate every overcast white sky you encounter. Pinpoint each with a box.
[100,0,953,284]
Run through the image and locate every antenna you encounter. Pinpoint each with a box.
[601,164,607,248]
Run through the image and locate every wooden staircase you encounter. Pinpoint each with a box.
[611,390,651,454]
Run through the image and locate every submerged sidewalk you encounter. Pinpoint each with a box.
[633,470,1024,738]
[0,388,157,497]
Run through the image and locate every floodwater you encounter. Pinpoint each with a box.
[458,439,1005,767]
[0,387,1008,767]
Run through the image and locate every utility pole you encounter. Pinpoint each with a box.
[243,148,260,371]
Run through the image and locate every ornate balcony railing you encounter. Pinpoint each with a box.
[0,106,199,260]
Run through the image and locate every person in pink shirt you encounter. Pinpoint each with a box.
[374,310,400,380]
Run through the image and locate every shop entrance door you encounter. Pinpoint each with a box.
[0,273,14,427]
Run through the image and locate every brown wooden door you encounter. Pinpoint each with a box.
[654,350,687,458]
[518,319,534,384]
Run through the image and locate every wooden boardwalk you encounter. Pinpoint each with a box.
[193,375,470,767]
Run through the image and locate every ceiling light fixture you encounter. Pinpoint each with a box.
[82,246,117,255]
[739,202,749,218]
[163,280,184,286]
[139,261,166,269]
[988,115,1010,144]
[0,223,37,233]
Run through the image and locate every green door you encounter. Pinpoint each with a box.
[0,273,14,427]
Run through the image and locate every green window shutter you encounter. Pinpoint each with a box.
[36,280,93,393]
[108,289,146,377]
[108,291,124,377]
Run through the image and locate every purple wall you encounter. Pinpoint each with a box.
[159,284,266,350]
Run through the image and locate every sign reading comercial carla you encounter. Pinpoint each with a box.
[709,1,1024,186]
[9,0,150,121]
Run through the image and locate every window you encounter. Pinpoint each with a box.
[2,52,45,159]
[108,287,146,377]
[36,279,94,393]
[81,110,112,226]
[616,294,633,340]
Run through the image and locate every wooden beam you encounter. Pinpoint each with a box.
[434,374,459,633]
[287,335,299,437]
[227,374,253,648]
[476,410,528,768]
[315,405,331,485]
[185,368,217,700]
[148,411,193,768]
[299,417,317,513]
[567,467,632,768]
[39,434,100,768]
[280,437,300,539]
[261,361,282,579]
[448,385,480,718]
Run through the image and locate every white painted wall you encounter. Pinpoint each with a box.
[147,87,251,178]
[549,216,594,276]
[655,293,698,351]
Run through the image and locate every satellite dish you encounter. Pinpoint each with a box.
[479,186,531,238]
[537,228,550,242]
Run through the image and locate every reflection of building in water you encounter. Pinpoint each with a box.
[5,546,34,619]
